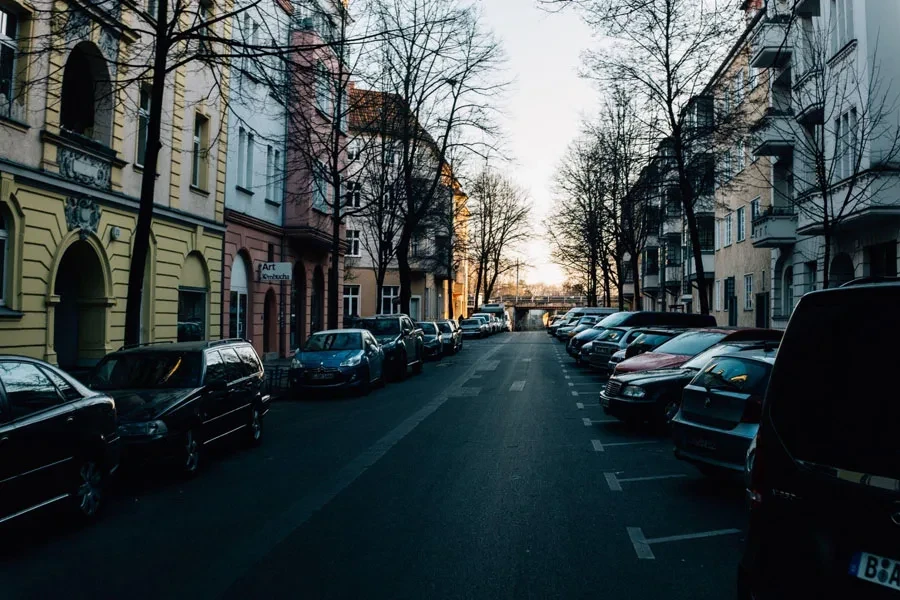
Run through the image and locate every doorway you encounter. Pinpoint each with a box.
[311,266,324,334]
[263,288,277,354]
[54,240,107,369]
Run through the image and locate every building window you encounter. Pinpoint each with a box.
[147,0,157,15]
[345,181,362,208]
[313,162,328,211]
[315,61,331,116]
[737,206,746,242]
[229,290,248,339]
[750,197,761,220]
[782,266,794,315]
[724,211,733,246]
[177,287,207,341]
[835,108,857,180]
[191,113,209,189]
[237,127,246,188]
[831,0,854,53]
[736,140,745,172]
[805,260,817,292]
[266,145,274,200]
[749,66,758,89]
[722,149,732,182]
[245,132,254,189]
[714,218,719,250]
[0,7,18,120]
[343,284,360,317]
[198,1,211,51]
[135,85,151,167]
[744,274,753,310]
[348,141,360,162]
[346,229,360,257]
[380,285,399,314]
[699,218,714,251]
[733,70,744,106]
[411,236,420,257]
[714,279,722,312]
[0,211,7,306]
[273,149,282,202]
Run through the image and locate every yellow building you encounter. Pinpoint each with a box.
[0,0,228,369]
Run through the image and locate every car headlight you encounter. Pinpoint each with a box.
[340,354,362,367]
[622,385,646,399]
[291,357,302,369]
[118,420,168,438]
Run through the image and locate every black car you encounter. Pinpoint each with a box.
[90,339,269,476]
[437,320,463,354]
[599,340,779,427]
[0,356,119,524]
[417,321,444,359]
[739,279,900,599]
[359,314,424,380]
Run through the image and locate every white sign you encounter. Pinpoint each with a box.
[259,262,292,281]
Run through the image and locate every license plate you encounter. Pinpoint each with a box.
[688,437,717,451]
[310,373,333,380]
[851,552,900,592]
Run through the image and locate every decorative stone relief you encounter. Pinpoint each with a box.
[65,9,91,45]
[64,196,101,240]
[58,145,112,190]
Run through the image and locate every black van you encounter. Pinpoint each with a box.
[596,311,716,329]
[739,278,900,599]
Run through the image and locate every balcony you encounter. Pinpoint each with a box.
[642,273,660,293]
[750,16,793,69]
[752,206,797,247]
[623,282,635,298]
[794,69,824,125]
[664,264,683,288]
[686,252,715,281]
[661,214,682,236]
[793,0,820,16]
[751,109,795,158]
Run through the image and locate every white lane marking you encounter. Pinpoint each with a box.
[521,358,532,362]
[591,439,604,452]
[449,387,481,397]
[604,440,658,447]
[571,390,579,396]
[204,336,512,595]
[627,527,655,559]
[576,402,584,409]
[509,380,526,392]
[644,528,742,545]
[592,440,658,452]
[582,417,592,426]
[604,472,623,491]
[568,382,574,387]
[564,375,570,379]
[618,474,688,484]
[476,360,500,371]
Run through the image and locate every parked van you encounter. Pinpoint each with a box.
[479,303,512,331]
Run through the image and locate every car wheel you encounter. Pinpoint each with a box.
[246,406,263,447]
[181,429,201,476]
[73,458,103,520]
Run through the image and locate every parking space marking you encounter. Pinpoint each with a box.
[509,380,526,392]
[521,358,532,362]
[583,418,617,426]
[571,390,579,396]
[591,440,658,452]
[604,472,687,491]
[568,382,574,387]
[576,402,584,409]
[626,527,742,560]
[448,387,482,397]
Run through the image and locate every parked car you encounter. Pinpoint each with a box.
[490,315,503,333]
[547,315,568,336]
[671,348,777,476]
[91,339,269,476]
[417,322,444,360]
[470,314,493,335]
[739,278,900,599]
[0,356,119,524]
[559,307,619,323]
[479,303,512,331]
[587,327,684,374]
[557,315,601,341]
[359,315,424,380]
[436,320,463,354]
[460,318,487,338]
[290,329,385,394]
[567,324,612,363]
[593,310,717,329]
[600,339,780,427]
[613,328,782,376]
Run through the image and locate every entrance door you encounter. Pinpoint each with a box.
[755,292,770,328]
[409,297,421,321]
[54,241,106,370]
[310,266,324,334]
[725,277,737,326]
[229,254,250,340]
[263,289,277,354]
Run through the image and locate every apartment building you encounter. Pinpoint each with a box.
[0,0,227,367]
[750,0,900,327]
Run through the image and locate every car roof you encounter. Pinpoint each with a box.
[110,339,253,355]
[311,329,365,335]
[727,347,778,365]
[368,314,408,319]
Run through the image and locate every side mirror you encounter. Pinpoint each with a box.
[206,379,227,392]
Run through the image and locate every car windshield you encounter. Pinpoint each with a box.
[304,333,362,351]
[653,331,727,356]
[91,352,202,390]
[418,322,437,334]
[597,312,631,327]
[631,331,677,349]
[461,319,480,326]
[681,342,753,370]
[597,327,625,342]
[361,319,400,335]
[577,316,598,325]
[437,322,453,333]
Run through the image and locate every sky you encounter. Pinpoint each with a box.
[478,0,598,286]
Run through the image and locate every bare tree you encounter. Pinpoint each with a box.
[368,0,505,316]
[548,0,741,314]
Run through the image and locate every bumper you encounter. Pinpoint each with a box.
[289,366,365,391]
[424,343,443,358]
[462,330,481,338]
[600,392,656,422]
[120,431,185,465]
[671,418,756,472]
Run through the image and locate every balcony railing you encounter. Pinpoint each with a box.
[752,205,798,247]
[750,14,793,69]
[642,273,660,292]
[751,108,795,158]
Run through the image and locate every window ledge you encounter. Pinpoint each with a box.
[264,198,281,207]
[190,184,210,196]
[236,185,254,196]
[0,306,24,319]
[827,39,857,68]
[0,113,29,134]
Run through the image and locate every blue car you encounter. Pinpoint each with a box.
[289,329,385,395]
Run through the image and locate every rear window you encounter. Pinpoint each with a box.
[577,316,598,325]
[691,357,770,395]
[653,331,727,356]
[437,322,452,333]
[418,322,437,334]
[598,328,626,342]
[597,312,633,327]
[461,319,480,326]
[769,289,899,479]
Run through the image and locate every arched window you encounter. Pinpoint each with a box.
[0,210,7,306]
[229,253,250,339]
[60,43,113,146]
[178,253,209,342]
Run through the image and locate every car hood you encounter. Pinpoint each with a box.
[298,349,361,367]
[612,367,695,386]
[105,388,195,421]
[574,328,605,342]
[615,352,688,374]
[373,335,400,345]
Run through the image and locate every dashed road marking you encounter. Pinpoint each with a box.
[576,402,584,409]
[476,360,500,371]
[571,390,579,396]
[591,440,658,452]
[509,380,526,392]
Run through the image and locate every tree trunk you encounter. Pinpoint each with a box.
[630,252,642,311]
[617,276,624,311]
[673,131,710,315]
[473,261,483,313]
[124,3,169,346]
[602,264,611,308]
[328,207,340,329]
[822,229,832,290]
[397,228,412,315]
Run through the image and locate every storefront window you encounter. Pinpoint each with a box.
[178,287,206,341]
[229,291,248,338]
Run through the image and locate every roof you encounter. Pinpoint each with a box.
[348,87,438,150]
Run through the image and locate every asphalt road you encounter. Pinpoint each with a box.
[1,332,748,600]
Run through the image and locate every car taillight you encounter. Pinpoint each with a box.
[741,394,763,423]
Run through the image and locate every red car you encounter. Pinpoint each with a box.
[612,328,783,376]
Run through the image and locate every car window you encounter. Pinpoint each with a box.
[0,362,63,419]
[769,290,899,479]
[41,366,81,401]
[361,318,400,335]
[653,331,727,356]
[204,351,227,385]
[235,345,261,376]
[624,330,642,344]
[402,318,414,331]
[437,322,452,333]
[418,322,438,334]
[681,342,748,370]
[93,352,203,390]
[691,357,770,394]
[219,348,245,382]
[305,332,363,351]
[598,328,626,342]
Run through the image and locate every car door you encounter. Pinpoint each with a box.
[400,317,415,363]
[0,361,75,523]
[200,350,230,442]
[218,347,253,435]
[364,332,383,380]
[235,344,264,406]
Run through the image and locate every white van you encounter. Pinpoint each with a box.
[478,303,512,331]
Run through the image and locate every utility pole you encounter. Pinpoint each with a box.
[515,259,519,303]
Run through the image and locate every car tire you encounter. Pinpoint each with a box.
[72,457,104,521]
[181,429,202,477]
[245,406,263,447]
